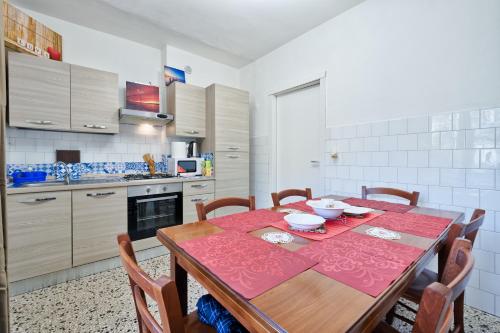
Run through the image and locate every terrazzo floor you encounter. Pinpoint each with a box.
[10,253,500,332]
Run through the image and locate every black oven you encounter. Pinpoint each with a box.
[127,183,183,241]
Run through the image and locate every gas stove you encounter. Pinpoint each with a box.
[122,173,176,181]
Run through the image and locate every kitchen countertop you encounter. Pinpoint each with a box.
[6,176,215,195]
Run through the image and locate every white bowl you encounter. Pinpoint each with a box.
[343,206,374,216]
[284,213,325,231]
[306,199,349,219]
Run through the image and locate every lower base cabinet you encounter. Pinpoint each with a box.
[72,187,127,266]
[7,191,72,282]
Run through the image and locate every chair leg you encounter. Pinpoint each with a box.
[453,292,465,333]
[386,305,396,325]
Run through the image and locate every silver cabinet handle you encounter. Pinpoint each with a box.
[191,184,208,189]
[228,147,240,150]
[87,191,116,197]
[84,124,107,129]
[310,160,320,163]
[191,198,208,203]
[25,120,54,125]
[184,130,199,135]
[226,155,240,159]
[19,197,56,203]
[136,195,178,204]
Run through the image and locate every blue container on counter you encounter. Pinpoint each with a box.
[12,171,47,184]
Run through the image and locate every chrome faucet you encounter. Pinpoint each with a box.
[57,161,71,185]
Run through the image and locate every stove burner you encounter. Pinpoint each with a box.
[123,173,175,181]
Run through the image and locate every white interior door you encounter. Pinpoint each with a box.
[276,83,323,203]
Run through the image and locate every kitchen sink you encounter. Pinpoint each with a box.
[19,180,66,187]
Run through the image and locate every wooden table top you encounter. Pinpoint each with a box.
[157,197,464,333]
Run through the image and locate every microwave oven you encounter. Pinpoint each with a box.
[167,157,203,177]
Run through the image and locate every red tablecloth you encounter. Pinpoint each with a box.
[343,198,415,213]
[178,230,317,299]
[367,211,452,239]
[270,212,382,240]
[296,231,424,297]
[207,209,286,232]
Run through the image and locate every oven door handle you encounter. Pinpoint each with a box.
[136,195,178,204]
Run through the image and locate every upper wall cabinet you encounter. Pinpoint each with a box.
[166,82,206,138]
[8,52,71,131]
[8,52,120,133]
[71,65,119,133]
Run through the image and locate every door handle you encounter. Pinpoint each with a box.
[19,197,57,203]
[87,191,116,197]
[191,184,208,189]
[310,160,320,163]
[26,120,54,125]
[226,155,240,159]
[84,124,107,129]
[184,130,199,135]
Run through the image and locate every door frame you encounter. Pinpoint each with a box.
[268,71,328,197]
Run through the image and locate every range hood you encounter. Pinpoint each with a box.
[119,108,174,126]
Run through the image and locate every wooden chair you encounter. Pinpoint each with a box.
[117,234,215,333]
[374,282,453,333]
[389,238,475,333]
[271,188,312,207]
[361,186,419,206]
[196,196,256,221]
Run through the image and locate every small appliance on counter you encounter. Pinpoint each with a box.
[167,157,203,177]
[187,141,199,158]
[171,141,187,158]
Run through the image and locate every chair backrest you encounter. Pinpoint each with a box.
[196,196,256,221]
[463,209,485,246]
[271,188,312,207]
[117,234,185,333]
[413,282,453,333]
[440,238,474,301]
[361,186,419,206]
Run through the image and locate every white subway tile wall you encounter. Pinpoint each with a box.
[6,124,170,165]
[324,108,500,315]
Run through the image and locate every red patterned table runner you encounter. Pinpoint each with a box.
[283,200,314,213]
[343,197,414,213]
[296,231,423,297]
[270,212,382,241]
[207,209,286,232]
[367,211,452,239]
[178,230,317,299]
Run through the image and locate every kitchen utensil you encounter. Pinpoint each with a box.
[143,153,156,175]
[343,206,374,216]
[306,199,350,219]
[284,213,325,231]
[187,141,198,158]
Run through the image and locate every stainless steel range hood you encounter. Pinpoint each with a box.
[119,108,174,126]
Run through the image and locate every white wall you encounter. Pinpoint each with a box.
[241,0,500,315]
[164,45,240,88]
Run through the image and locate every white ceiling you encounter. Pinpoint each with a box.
[12,0,364,67]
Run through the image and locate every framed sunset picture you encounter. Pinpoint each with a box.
[125,81,160,113]
[164,66,186,86]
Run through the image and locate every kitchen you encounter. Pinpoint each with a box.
[1,0,500,332]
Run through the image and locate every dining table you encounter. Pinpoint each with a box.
[156,195,464,333]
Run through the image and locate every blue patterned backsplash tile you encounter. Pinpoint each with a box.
[7,161,169,180]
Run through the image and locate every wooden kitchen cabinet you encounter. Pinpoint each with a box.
[8,52,71,130]
[70,64,119,133]
[72,187,127,266]
[182,180,215,223]
[203,84,249,152]
[6,191,72,281]
[167,82,206,138]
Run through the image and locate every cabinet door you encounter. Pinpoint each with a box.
[7,191,71,281]
[183,193,214,224]
[214,152,249,217]
[215,85,249,151]
[182,180,215,196]
[8,52,70,130]
[72,187,127,266]
[167,82,206,138]
[71,65,119,133]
